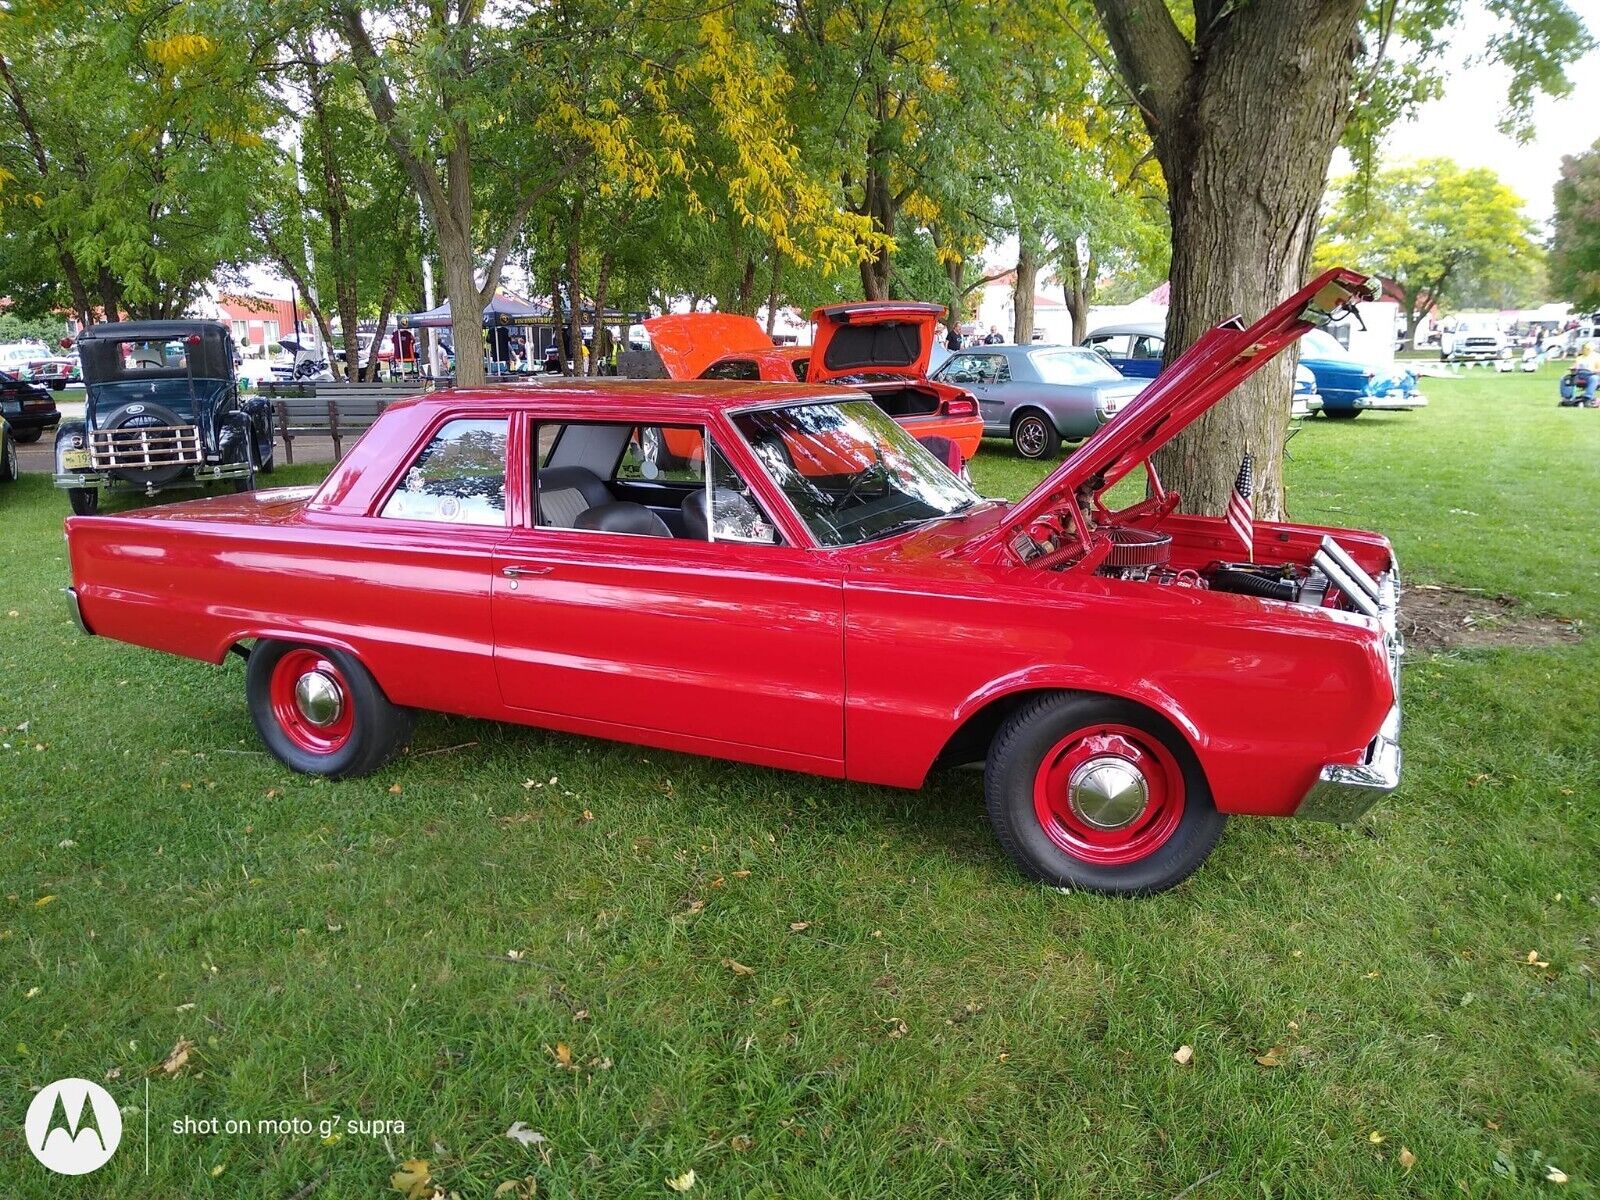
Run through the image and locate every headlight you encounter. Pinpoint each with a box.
[69,434,84,449]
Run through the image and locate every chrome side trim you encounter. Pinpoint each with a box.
[63,586,93,637]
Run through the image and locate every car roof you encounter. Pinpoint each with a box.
[394,378,856,414]
[1085,322,1164,338]
[78,320,232,342]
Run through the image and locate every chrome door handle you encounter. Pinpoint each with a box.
[501,565,553,578]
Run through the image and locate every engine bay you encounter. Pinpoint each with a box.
[1006,470,1388,621]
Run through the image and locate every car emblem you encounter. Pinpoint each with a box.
[126,404,146,415]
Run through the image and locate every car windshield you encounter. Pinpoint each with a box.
[1031,348,1122,384]
[732,399,980,546]
[1301,329,1349,358]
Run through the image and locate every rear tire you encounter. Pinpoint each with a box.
[1011,411,1060,460]
[984,693,1226,895]
[246,640,414,778]
[0,432,16,482]
[13,427,41,444]
[68,487,99,515]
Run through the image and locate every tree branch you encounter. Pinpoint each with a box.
[1088,0,1192,128]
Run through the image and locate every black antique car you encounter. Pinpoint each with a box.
[53,320,273,515]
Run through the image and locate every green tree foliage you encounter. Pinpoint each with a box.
[1549,137,1600,310]
[0,0,272,322]
[1317,159,1542,343]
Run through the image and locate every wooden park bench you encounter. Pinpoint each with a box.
[257,381,426,464]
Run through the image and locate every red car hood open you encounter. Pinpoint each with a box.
[987,268,1378,545]
[806,301,945,383]
[644,313,775,381]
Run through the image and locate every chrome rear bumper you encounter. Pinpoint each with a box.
[1295,541,1403,823]
[64,586,93,636]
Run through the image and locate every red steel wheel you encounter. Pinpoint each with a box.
[985,693,1226,895]
[1031,723,1185,865]
[267,647,355,755]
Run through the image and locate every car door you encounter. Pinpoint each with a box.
[490,418,846,769]
[938,352,1011,432]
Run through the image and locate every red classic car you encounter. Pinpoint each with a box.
[644,302,984,468]
[63,270,1401,894]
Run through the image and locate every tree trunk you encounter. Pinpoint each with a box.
[367,268,401,382]
[439,222,482,385]
[548,261,566,374]
[1095,0,1362,520]
[1061,243,1094,344]
[1012,230,1040,345]
[590,251,613,377]
[564,203,584,378]
[734,251,758,315]
[764,249,783,336]
[96,270,121,323]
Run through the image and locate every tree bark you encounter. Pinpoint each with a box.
[1094,0,1363,519]
[564,200,584,378]
[590,251,613,376]
[1061,243,1095,344]
[764,248,783,336]
[734,251,758,315]
[1012,228,1041,345]
[367,268,401,382]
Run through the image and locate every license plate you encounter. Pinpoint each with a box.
[61,449,91,471]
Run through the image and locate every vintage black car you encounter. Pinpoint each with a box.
[53,320,273,515]
[0,369,61,443]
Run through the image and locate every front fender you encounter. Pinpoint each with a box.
[53,419,87,472]
[952,666,1207,755]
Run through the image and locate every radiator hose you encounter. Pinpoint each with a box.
[1206,566,1298,602]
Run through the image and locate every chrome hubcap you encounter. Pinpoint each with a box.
[1068,756,1149,829]
[1018,421,1043,454]
[293,670,344,727]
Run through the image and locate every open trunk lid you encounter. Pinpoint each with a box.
[986,269,1378,547]
[807,301,945,383]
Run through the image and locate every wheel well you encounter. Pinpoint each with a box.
[1009,406,1052,433]
[932,687,1202,773]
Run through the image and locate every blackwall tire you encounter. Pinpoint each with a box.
[68,487,99,516]
[0,433,16,483]
[246,640,414,778]
[984,693,1226,895]
[1323,409,1361,420]
[1011,412,1060,460]
[13,427,42,444]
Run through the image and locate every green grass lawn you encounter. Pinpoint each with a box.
[2,367,1596,1198]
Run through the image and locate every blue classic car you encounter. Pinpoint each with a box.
[1297,329,1425,419]
[1083,322,1321,418]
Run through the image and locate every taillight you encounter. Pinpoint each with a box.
[943,397,978,418]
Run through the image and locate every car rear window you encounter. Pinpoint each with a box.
[380,418,508,525]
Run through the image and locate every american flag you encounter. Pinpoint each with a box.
[1226,452,1254,561]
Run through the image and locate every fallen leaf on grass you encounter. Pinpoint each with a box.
[33,895,56,908]
[789,921,811,933]
[1524,950,1551,968]
[885,1018,908,1039]
[1546,1165,1569,1184]
[1369,1131,1385,1144]
[1399,1147,1416,1171]
[1172,1045,1194,1066]
[549,1043,573,1069]
[505,1121,547,1147]
[388,784,403,795]
[210,1162,226,1177]
[391,1158,432,1199]
[728,1135,754,1152]
[721,958,755,977]
[665,1169,696,1192]
[160,1037,194,1077]
[1254,1047,1285,1068]
[494,1178,538,1198]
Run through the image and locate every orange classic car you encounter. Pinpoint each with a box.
[645,302,984,468]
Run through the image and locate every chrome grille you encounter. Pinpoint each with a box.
[89,423,203,470]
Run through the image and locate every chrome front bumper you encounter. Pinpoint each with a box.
[1294,541,1403,822]
[63,586,93,636]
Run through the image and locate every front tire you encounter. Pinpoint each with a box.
[68,487,99,515]
[984,693,1226,895]
[246,641,414,777]
[1011,411,1060,460]
[1323,408,1361,420]
[0,432,16,482]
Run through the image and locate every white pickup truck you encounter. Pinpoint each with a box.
[1439,315,1508,362]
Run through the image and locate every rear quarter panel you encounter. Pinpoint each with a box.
[67,504,503,721]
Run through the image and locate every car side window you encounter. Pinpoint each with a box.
[1131,335,1162,360]
[941,353,983,384]
[981,354,1011,384]
[699,359,761,381]
[615,426,706,482]
[380,417,508,525]
[706,442,780,544]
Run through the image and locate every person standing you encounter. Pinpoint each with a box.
[984,324,1004,345]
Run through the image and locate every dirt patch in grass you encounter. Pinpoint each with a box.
[1402,584,1585,652]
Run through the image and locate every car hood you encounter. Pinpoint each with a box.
[643,313,776,380]
[807,301,945,383]
[985,268,1378,547]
